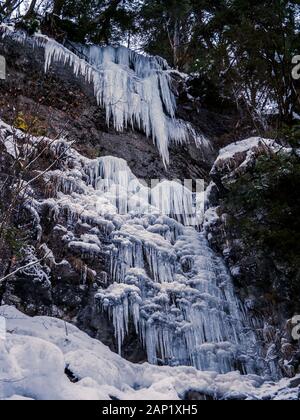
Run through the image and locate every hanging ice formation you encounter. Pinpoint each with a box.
[85,156,202,226]
[0,25,210,166]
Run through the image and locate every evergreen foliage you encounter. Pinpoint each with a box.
[224,152,300,305]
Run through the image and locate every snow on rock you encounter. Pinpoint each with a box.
[0,306,299,401]
[0,306,136,400]
[19,246,51,288]
[0,119,21,158]
[215,137,276,162]
[0,26,210,167]
[211,137,272,178]
[1,136,17,158]
[68,241,101,256]
[211,137,296,180]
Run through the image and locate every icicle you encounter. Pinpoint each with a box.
[42,40,178,166]
[151,180,195,226]
[96,283,141,355]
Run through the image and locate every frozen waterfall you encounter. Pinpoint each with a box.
[0,24,265,376]
[81,157,259,374]
[35,141,258,374]
[0,118,269,377]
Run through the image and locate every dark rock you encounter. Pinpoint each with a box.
[184,391,215,401]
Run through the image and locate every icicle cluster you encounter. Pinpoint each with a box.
[85,156,203,225]
[0,26,210,166]
[97,283,141,355]
[42,41,187,166]
[96,226,258,374]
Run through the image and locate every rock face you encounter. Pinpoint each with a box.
[0,35,222,181]
[204,139,300,378]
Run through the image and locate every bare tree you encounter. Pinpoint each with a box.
[0,0,25,21]
[0,110,72,286]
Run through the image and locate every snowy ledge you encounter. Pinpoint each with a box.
[211,137,299,177]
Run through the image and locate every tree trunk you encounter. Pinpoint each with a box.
[173,19,179,69]
[52,0,65,17]
[24,0,37,19]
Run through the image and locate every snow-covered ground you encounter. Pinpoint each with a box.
[0,306,299,401]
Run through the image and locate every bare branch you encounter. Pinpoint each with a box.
[0,252,50,284]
